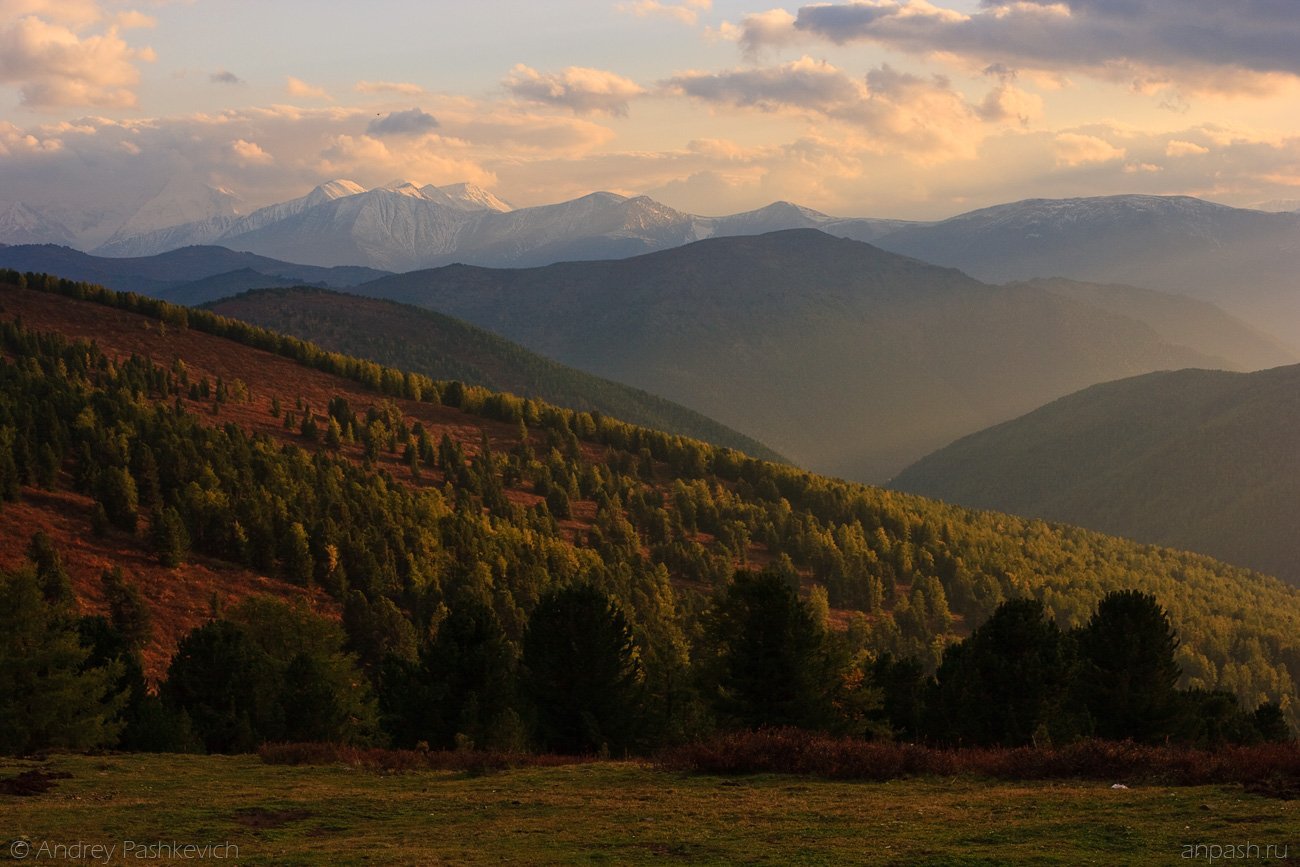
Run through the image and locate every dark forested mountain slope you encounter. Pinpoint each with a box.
[205,287,783,460]
[358,229,1235,481]
[892,364,1300,585]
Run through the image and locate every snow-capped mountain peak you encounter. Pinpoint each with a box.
[306,179,366,206]
[433,183,513,212]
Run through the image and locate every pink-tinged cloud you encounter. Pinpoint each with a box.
[355,80,425,96]
[286,76,332,101]
[618,0,711,25]
[504,64,646,116]
[0,14,153,108]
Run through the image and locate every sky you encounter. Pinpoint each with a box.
[3,0,1300,233]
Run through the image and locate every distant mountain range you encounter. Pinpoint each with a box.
[204,286,784,461]
[83,180,912,272]
[353,229,1286,482]
[0,244,387,302]
[871,195,1300,340]
[8,183,1295,340]
[891,364,1300,586]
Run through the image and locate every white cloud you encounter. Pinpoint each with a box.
[1166,139,1210,157]
[228,138,271,165]
[618,0,710,25]
[664,58,1023,161]
[286,76,332,101]
[0,13,154,108]
[1052,132,1126,166]
[504,64,646,116]
[355,80,425,96]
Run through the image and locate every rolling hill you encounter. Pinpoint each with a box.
[356,229,1273,482]
[204,287,783,461]
[4,270,1300,725]
[891,364,1300,585]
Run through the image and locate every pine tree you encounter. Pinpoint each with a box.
[1076,590,1182,743]
[702,569,842,731]
[522,584,644,754]
[151,505,190,567]
[26,530,73,608]
[0,568,124,754]
[102,567,152,651]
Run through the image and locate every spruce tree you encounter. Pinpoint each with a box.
[522,584,644,754]
[0,568,124,754]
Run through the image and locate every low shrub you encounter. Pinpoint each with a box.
[656,728,1300,788]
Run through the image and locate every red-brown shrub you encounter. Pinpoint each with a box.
[656,729,1300,789]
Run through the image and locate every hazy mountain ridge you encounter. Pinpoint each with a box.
[204,286,785,461]
[14,184,1298,343]
[355,229,1251,482]
[872,195,1300,339]
[81,181,922,271]
[0,243,389,300]
[890,364,1300,585]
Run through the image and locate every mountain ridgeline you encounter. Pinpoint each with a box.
[204,287,783,461]
[891,364,1300,586]
[872,195,1300,341]
[356,230,1281,482]
[0,243,388,304]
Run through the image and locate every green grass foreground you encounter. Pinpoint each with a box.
[1,753,1295,865]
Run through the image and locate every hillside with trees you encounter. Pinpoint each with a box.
[891,364,1300,585]
[204,287,781,461]
[355,230,1265,482]
[2,272,1298,756]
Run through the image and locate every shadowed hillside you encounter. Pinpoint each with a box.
[205,287,783,461]
[892,364,1300,585]
[357,229,1242,481]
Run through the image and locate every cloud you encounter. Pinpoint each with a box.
[1166,139,1210,157]
[665,58,1024,160]
[228,138,271,166]
[355,80,425,96]
[1053,132,1126,167]
[723,9,799,56]
[113,10,154,30]
[618,0,710,25]
[0,0,103,27]
[664,56,863,113]
[504,64,646,116]
[210,69,243,85]
[737,0,1300,94]
[286,76,332,101]
[0,13,154,108]
[366,107,440,137]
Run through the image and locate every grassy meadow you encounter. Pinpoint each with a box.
[1,753,1295,865]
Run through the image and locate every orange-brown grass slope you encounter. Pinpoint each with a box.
[0,285,647,674]
[0,282,865,657]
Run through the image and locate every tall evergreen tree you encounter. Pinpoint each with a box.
[0,568,124,755]
[1076,590,1182,743]
[928,598,1078,746]
[702,569,844,732]
[522,584,644,754]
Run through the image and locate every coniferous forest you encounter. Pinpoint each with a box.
[1,272,1298,759]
